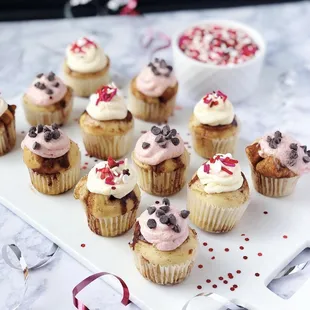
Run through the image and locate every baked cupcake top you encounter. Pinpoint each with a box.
[138,198,190,251]
[0,97,8,117]
[86,85,127,121]
[21,124,70,158]
[87,157,137,199]
[26,72,67,106]
[193,91,234,126]
[134,125,185,165]
[258,131,310,175]
[197,153,243,194]
[66,37,108,73]
[136,58,177,97]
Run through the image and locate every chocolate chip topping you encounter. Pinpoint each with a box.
[142,142,150,149]
[149,58,173,77]
[155,135,164,143]
[171,137,180,146]
[268,131,283,149]
[159,215,169,224]
[180,210,190,219]
[168,214,177,225]
[307,150,310,157]
[52,129,61,140]
[34,82,46,90]
[46,88,53,95]
[274,131,282,138]
[44,131,53,142]
[37,124,43,133]
[52,123,59,130]
[159,205,170,213]
[29,126,36,132]
[158,141,167,148]
[28,131,37,138]
[53,82,60,88]
[162,198,170,206]
[43,126,51,132]
[156,209,165,217]
[290,143,298,150]
[160,59,167,68]
[303,156,310,163]
[162,125,170,136]
[36,73,43,78]
[300,145,307,153]
[33,142,41,150]
[147,206,156,215]
[267,136,272,142]
[47,71,55,81]
[151,125,180,148]
[147,219,157,229]
[290,150,298,159]
[172,224,181,233]
[151,126,162,135]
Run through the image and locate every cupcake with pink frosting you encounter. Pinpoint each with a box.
[188,153,250,233]
[132,125,189,196]
[130,198,198,285]
[246,130,310,197]
[23,72,73,126]
[21,124,81,195]
[128,58,178,123]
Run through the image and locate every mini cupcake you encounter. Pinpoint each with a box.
[0,97,16,156]
[21,124,81,195]
[74,157,141,237]
[189,91,239,159]
[23,72,73,126]
[128,58,178,123]
[188,153,250,233]
[130,198,198,285]
[246,131,310,197]
[79,84,134,159]
[63,37,110,97]
[132,125,189,196]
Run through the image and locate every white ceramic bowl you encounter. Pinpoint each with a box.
[172,19,266,103]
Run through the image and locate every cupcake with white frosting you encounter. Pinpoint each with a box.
[23,72,73,126]
[79,84,134,159]
[130,198,198,285]
[0,97,16,156]
[74,157,141,237]
[187,153,250,233]
[63,37,110,97]
[128,58,178,123]
[189,91,239,159]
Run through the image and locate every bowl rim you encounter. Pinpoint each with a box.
[172,19,266,69]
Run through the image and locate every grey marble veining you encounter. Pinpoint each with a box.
[1,2,310,309]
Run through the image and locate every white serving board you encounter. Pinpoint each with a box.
[1,96,310,310]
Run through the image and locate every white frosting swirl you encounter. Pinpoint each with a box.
[193,91,234,126]
[0,97,8,117]
[87,159,137,199]
[66,37,108,73]
[197,153,243,194]
[86,86,127,121]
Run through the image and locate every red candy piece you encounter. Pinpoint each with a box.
[108,156,118,168]
[96,86,117,105]
[203,163,210,174]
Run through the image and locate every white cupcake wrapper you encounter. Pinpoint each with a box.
[187,186,249,233]
[0,119,16,156]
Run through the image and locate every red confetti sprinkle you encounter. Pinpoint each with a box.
[255,273,260,277]
[70,37,97,54]
[283,235,288,239]
[212,284,217,289]
[174,105,183,110]
[233,284,238,288]
[141,130,147,134]
[221,166,233,175]
[223,280,228,284]
[81,244,86,248]
[230,287,235,291]
[198,264,203,269]
[241,234,246,236]
[245,238,250,241]
[206,279,211,283]
[263,211,268,214]
[203,242,208,246]
[197,285,202,289]
[84,162,88,165]
[82,166,87,170]
[225,248,229,252]
[236,270,241,274]
[211,256,215,260]
[228,273,234,279]
[209,248,213,252]
[243,256,248,260]
[204,163,210,174]
[258,252,263,257]
[111,186,116,190]
[155,201,160,204]
[96,86,117,104]
[219,277,224,281]
[239,246,244,250]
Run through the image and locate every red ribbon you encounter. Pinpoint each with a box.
[72,272,130,309]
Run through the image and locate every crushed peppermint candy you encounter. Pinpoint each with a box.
[70,37,97,54]
[95,85,117,105]
[203,90,228,107]
[178,25,259,65]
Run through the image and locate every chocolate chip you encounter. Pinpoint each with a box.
[171,137,180,146]
[162,125,170,136]
[43,126,51,132]
[269,140,277,149]
[151,126,161,135]
[180,210,190,219]
[303,156,310,163]
[51,123,59,130]
[267,136,272,142]
[159,215,169,224]
[34,82,46,90]
[300,145,307,153]
[46,88,53,95]
[166,65,173,71]
[287,158,296,166]
[160,205,170,213]
[29,126,36,133]
[36,124,43,133]
[307,150,310,157]
[36,73,43,78]
[164,72,170,77]
[155,135,164,143]
[170,129,177,137]
[156,209,165,217]
[33,142,41,150]
[158,141,167,148]
[290,151,298,159]
[274,131,282,138]
[52,129,61,139]
[47,71,55,81]
[162,198,170,206]
[274,137,282,144]
[147,206,156,215]
[147,62,153,67]
[154,58,159,63]
[159,59,167,68]
[172,224,181,233]
[290,143,298,150]
[142,142,150,149]
[168,214,176,225]
[147,219,157,229]
[44,131,53,142]
[151,67,160,76]
[28,131,37,138]
[53,82,59,88]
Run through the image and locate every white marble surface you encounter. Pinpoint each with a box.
[1,2,310,309]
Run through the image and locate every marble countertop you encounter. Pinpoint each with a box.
[1,2,310,309]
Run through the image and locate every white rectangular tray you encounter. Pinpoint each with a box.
[1,96,310,310]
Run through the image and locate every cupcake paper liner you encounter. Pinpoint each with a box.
[28,156,81,195]
[133,252,194,285]
[128,88,176,123]
[249,164,300,197]
[87,209,137,237]
[82,129,133,160]
[0,119,16,156]
[187,186,249,233]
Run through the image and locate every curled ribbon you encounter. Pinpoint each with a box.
[1,243,58,310]
[72,272,130,309]
[182,292,248,310]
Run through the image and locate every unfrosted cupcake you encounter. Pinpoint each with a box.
[128,58,178,123]
[132,125,189,196]
[23,72,73,126]
[21,124,81,195]
[246,131,310,197]
[188,153,250,233]
[130,198,198,285]
[189,91,239,159]
[63,37,110,97]
[0,97,16,156]
[74,157,141,237]
[79,84,134,159]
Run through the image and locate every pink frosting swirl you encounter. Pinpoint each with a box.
[26,72,67,106]
[138,199,190,251]
[136,58,177,97]
[259,131,310,175]
[21,125,70,158]
[134,125,185,165]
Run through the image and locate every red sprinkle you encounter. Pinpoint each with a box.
[111,186,116,190]
[228,273,234,279]
[245,238,250,241]
[223,280,228,284]
[211,256,215,260]
[81,243,86,248]
[209,248,213,252]
[219,276,224,281]
[197,285,202,289]
[236,270,241,274]
[206,279,211,283]
[241,234,246,236]
[70,37,97,54]
[203,242,208,246]
[96,86,117,104]
[239,246,244,250]
[203,163,210,174]
[225,248,229,252]
[221,166,233,175]
[233,284,238,288]
[258,252,263,257]
[230,287,235,291]
[243,256,248,260]
[198,264,203,269]
[263,211,268,214]
[255,273,260,277]
[283,235,288,239]
[212,284,217,289]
